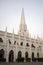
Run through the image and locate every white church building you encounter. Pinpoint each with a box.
[0,8,43,62]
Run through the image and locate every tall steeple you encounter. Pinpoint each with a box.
[18,8,29,36]
[21,8,25,25]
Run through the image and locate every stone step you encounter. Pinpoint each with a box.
[0,62,43,65]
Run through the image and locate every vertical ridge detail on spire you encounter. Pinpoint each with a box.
[18,8,29,36]
[21,8,25,25]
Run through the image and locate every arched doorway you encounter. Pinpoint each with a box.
[32,52,34,59]
[25,52,29,62]
[32,52,34,61]
[25,52,28,59]
[0,49,4,58]
[9,50,14,62]
[18,51,22,58]
[37,53,39,58]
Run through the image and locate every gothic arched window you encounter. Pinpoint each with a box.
[0,49,5,58]
[26,43,29,47]
[31,44,35,48]
[0,38,3,42]
[14,41,16,45]
[20,42,23,46]
[9,50,14,62]
[8,39,11,44]
[18,51,22,58]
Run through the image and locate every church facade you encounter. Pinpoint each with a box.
[0,8,43,62]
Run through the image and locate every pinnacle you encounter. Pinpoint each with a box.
[21,8,25,25]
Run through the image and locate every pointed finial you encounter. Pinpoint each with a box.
[13,28,14,34]
[18,8,29,36]
[5,26,7,32]
[37,34,40,39]
[21,8,25,24]
[34,35,35,39]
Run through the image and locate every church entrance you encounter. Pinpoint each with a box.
[25,52,28,62]
[32,52,34,61]
[0,49,4,58]
[9,50,14,62]
[18,51,22,58]
[25,52,28,59]
[37,53,39,58]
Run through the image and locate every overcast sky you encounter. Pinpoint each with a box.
[0,0,43,38]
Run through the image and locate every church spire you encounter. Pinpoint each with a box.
[18,8,29,36]
[21,8,25,25]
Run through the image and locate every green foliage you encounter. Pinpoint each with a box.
[32,58,43,62]
[16,57,24,62]
[37,58,43,62]
[32,58,37,62]
[0,58,6,62]
[25,58,31,62]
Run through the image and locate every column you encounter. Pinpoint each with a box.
[29,38,32,62]
[6,39,9,62]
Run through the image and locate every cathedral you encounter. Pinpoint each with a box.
[0,8,43,62]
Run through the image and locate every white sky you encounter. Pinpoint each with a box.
[0,0,43,39]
